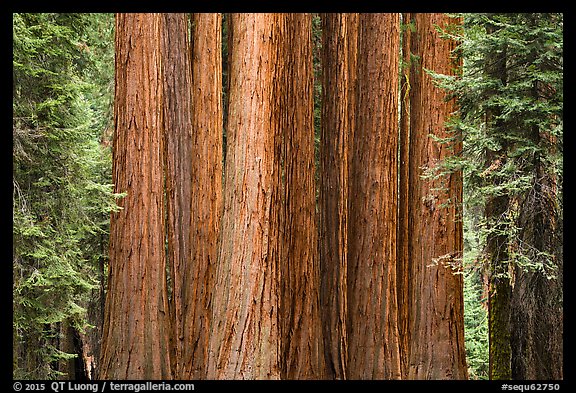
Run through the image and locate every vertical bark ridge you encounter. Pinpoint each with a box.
[175,13,224,380]
[397,12,413,380]
[158,13,194,379]
[279,13,325,380]
[319,13,354,380]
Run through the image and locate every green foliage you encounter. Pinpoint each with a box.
[428,12,562,272]
[462,206,489,379]
[312,13,322,199]
[429,13,562,379]
[13,13,116,379]
[463,269,489,379]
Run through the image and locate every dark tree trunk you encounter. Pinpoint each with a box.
[397,12,413,380]
[509,76,563,380]
[319,12,357,381]
[483,21,512,381]
[160,13,194,379]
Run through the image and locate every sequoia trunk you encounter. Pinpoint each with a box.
[206,13,283,379]
[99,13,173,379]
[158,13,194,379]
[406,13,468,380]
[175,13,223,380]
[346,13,402,380]
[397,12,413,379]
[279,13,325,380]
[319,12,357,381]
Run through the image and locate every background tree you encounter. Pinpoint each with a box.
[506,13,563,380]
[318,12,357,381]
[158,13,194,379]
[279,13,325,380]
[483,19,513,381]
[13,12,116,379]
[171,13,223,380]
[397,13,413,378]
[431,12,563,380]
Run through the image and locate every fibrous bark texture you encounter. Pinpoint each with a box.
[176,13,223,380]
[319,12,357,381]
[206,13,283,380]
[510,122,563,380]
[279,13,325,380]
[347,12,402,380]
[100,13,173,380]
[397,12,413,380]
[159,13,194,379]
[406,13,468,380]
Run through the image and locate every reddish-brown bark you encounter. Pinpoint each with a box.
[99,13,173,380]
[279,13,325,380]
[397,12,413,380]
[319,13,357,380]
[347,12,402,380]
[406,13,468,380]
[158,13,194,379]
[206,13,283,380]
[179,13,223,380]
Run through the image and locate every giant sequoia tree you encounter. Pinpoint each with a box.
[319,12,357,380]
[206,13,284,379]
[99,13,173,379]
[207,13,324,380]
[397,12,413,378]
[279,13,325,380]
[404,13,468,379]
[15,12,562,382]
[347,12,402,380]
[100,12,226,380]
[178,13,223,380]
[160,13,194,379]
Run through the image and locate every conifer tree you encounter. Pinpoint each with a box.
[431,12,563,380]
[13,13,116,379]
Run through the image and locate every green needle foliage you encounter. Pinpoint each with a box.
[462,206,489,379]
[429,13,563,379]
[437,12,562,274]
[13,13,119,379]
